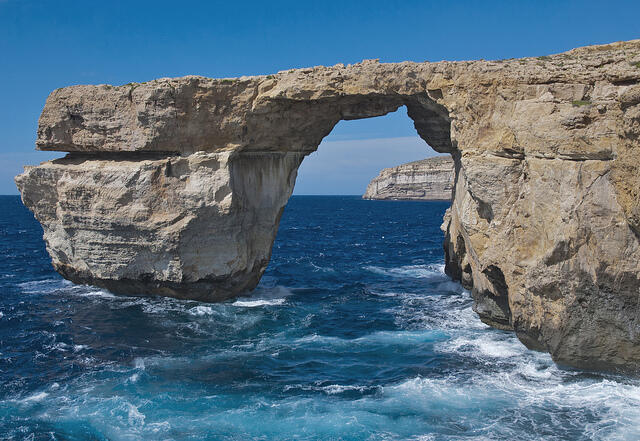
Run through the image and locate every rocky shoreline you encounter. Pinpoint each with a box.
[363,156,454,200]
[16,40,640,372]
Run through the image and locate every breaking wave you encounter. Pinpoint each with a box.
[1,196,638,440]
[365,263,446,279]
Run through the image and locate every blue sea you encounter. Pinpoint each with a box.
[1,195,639,440]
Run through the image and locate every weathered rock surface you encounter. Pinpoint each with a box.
[16,151,301,301]
[363,156,454,200]
[16,40,640,372]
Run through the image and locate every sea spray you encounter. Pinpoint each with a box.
[1,196,638,440]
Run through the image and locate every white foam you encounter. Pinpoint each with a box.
[410,436,437,441]
[378,376,496,412]
[321,384,377,395]
[139,301,171,314]
[46,341,88,353]
[358,330,446,345]
[134,358,146,370]
[369,291,404,298]
[233,298,286,307]
[232,285,292,307]
[18,278,64,294]
[365,264,446,279]
[136,296,205,316]
[189,305,215,316]
[291,329,444,349]
[126,403,146,426]
[517,360,556,381]
[78,356,98,366]
[283,383,381,395]
[369,351,640,438]
[388,289,488,333]
[147,421,171,433]
[435,281,466,293]
[21,391,49,403]
[439,334,524,359]
[79,289,117,299]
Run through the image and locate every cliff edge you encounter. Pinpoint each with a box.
[363,156,454,200]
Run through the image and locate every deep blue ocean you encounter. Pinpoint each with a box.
[1,195,639,440]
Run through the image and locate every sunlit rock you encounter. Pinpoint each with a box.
[363,156,454,200]
[16,39,640,372]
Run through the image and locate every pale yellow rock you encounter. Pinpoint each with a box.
[363,156,454,200]
[16,39,640,372]
[16,151,303,300]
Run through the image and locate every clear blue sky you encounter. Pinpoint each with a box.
[1,0,638,194]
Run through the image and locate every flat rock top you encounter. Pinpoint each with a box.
[35,40,640,154]
[378,156,454,173]
[363,155,454,200]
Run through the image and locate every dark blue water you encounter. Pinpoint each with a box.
[1,195,638,440]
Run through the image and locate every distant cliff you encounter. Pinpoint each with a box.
[363,156,454,200]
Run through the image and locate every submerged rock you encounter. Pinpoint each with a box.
[16,40,640,372]
[363,156,454,200]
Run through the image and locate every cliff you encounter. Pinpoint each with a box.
[363,156,454,200]
[16,39,640,372]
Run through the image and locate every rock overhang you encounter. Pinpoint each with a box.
[16,39,640,373]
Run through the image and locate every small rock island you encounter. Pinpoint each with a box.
[363,156,454,200]
[15,39,640,373]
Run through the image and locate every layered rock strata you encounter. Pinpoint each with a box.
[16,40,640,372]
[363,156,454,200]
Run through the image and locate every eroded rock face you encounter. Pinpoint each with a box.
[16,151,302,301]
[363,156,454,200]
[16,40,640,372]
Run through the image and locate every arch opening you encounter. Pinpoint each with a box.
[292,105,448,196]
[261,99,461,297]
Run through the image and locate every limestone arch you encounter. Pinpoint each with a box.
[17,41,640,370]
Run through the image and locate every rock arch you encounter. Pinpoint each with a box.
[16,40,640,372]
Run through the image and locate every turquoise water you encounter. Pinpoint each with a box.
[1,195,639,440]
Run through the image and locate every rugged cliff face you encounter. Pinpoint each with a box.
[363,156,454,200]
[16,40,640,372]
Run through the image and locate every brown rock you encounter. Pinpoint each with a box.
[16,39,640,372]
